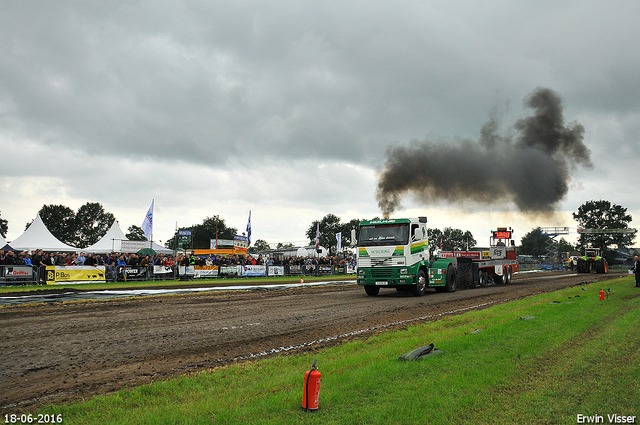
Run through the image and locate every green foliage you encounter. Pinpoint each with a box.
[75,202,116,248]
[248,239,270,253]
[428,227,476,253]
[573,200,634,251]
[556,237,575,253]
[126,225,147,241]
[306,214,361,254]
[166,216,238,250]
[27,203,116,248]
[0,211,8,238]
[427,227,442,256]
[33,204,77,245]
[519,227,549,257]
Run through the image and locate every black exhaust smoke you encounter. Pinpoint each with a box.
[376,87,592,218]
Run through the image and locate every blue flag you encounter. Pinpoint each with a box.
[246,210,252,246]
[142,200,154,241]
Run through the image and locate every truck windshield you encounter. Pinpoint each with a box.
[358,224,409,246]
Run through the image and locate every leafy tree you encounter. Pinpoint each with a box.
[519,227,549,257]
[557,238,575,254]
[75,202,116,248]
[248,239,270,253]
[306,214,343,254]
[427,227,476,253]
[573,200,634,251]
[167,216,237,250]
[126,225,147,241]
[339,218,362,249]
[427,228,443,256]
[442,227,477,251]
[0,212,7,238]
[32,204,77,246]
[277,242,294,249]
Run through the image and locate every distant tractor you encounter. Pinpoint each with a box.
[576,248,607,274]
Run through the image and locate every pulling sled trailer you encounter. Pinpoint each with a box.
[439,227,519,287]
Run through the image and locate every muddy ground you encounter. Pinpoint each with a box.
[0,271,625,413]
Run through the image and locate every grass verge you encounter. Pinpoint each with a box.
[36,277,640,424]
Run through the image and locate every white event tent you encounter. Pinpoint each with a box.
[83,220,172,255]
[82,220,129,254]
[10,213,78,252]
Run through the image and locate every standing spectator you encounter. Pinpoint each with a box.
[634,255,640,288]
[84,253,97,266]
[77,252,86,265]
[4,250,17,265]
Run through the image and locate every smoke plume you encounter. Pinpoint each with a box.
[376,87,592,217]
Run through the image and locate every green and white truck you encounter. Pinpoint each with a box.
[356,217,518,296]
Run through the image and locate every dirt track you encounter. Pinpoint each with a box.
[0,271,624,413]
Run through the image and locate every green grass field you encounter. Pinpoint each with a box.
[31,276,640,424]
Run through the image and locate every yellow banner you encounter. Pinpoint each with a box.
[47,266,107,284]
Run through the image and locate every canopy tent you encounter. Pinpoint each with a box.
[2,243,21,253]
[82,220,129,254]
[83,220,173,254]
[143,241,173,255]
[10,214,78,252]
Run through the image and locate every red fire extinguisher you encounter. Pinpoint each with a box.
[302,359,321,412]
[599,289,605,300]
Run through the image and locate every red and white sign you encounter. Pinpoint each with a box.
[439,251,482,260]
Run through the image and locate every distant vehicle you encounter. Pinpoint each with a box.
[576,248,607,274]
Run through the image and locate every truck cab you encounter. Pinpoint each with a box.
[356,217,454,296]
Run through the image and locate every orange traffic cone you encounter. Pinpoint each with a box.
[301,277,305,284]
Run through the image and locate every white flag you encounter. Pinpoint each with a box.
[142,200,154,241]
[336,232,342,252]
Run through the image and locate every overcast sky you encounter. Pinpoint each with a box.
[1,1,639,248]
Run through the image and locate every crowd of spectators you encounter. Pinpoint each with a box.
[1,248,356,284]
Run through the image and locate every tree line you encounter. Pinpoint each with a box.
[518,200,636,261]
[3,199,634,258]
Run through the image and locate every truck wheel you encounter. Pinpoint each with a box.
[413,270,427,297]
[596,258,607,274]
[364,285,380,296]
[504,267,512,284]
[478,271,486,287]
[576,258,586,273]
[444,264,457,292]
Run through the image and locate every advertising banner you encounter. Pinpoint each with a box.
[120,266,148,279]
[220,265,242,277]
[268,266,285,276]
[242,265,266,277]
[318,265,333,275]
[194,266,219,278]
[49,266,106,284]
[153,265,173,275]
[289,265,303,275]
[234,235,249,250]
[439,251,483,260]
[3,266,33,277]
[120,240,148,252]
